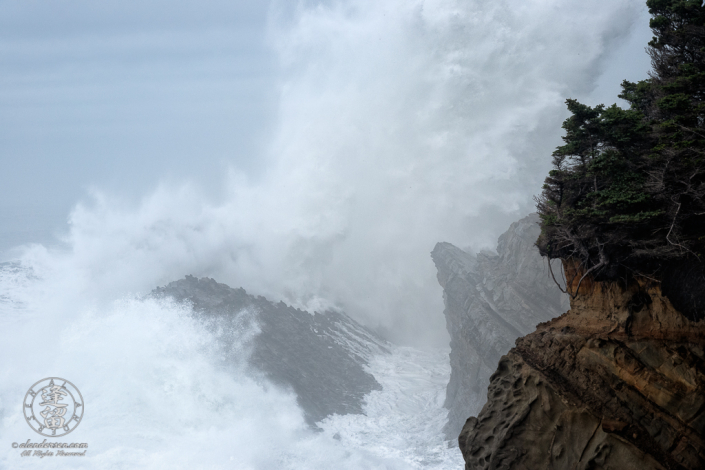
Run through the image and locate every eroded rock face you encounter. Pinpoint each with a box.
[459,278,705,470]
[152,276,388,427]
[432,214,569,439]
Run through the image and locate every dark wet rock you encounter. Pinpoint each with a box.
[459,278,705,469]
[152,276,388,427]
[432,213,569,439]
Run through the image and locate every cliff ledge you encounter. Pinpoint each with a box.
[459,276,705,469]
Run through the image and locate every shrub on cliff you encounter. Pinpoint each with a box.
[536,0,705,318]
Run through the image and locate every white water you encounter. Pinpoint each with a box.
[0,261,459,469]
[319,347,457,469]
[0,0,643,347]
[0,0,646,467]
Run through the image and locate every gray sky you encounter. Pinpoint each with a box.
[0,0,276,248]
[0,1,652,248]
[0,0,655,345]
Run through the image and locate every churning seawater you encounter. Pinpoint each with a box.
[0,0,646,466]
[0,260,462,469]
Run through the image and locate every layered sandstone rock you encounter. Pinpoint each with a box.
[432,214,569,439]
[459,277,705,469]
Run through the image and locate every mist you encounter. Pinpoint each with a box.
[0,1,658,468]
[2,0,649,347]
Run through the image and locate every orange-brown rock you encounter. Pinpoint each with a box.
[458,277,705,469]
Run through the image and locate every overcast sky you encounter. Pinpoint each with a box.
[0,0,655,344]
[1,0,276,248]
[1,1,651,249]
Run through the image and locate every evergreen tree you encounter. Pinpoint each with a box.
[536,0,705,318]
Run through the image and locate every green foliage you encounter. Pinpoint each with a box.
[536,0,705,284]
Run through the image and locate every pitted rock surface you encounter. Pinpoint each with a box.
[459,279,705,470]
[432,213,569,439]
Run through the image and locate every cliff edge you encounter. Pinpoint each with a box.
[459,276,705,469]
[432,214,569,439]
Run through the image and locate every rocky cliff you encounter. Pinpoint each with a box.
[152,276,389,427]
[459,275,705,469]
[431,214,569,439]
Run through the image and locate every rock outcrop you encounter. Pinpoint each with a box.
[152,276,388,427]
[459,276,705,469]
[432,214,569,439]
